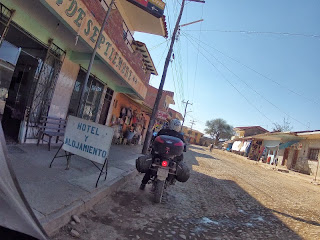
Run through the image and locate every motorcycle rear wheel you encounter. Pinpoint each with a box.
[154,180,165,203]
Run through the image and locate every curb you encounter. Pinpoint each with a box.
[40,167,139,236]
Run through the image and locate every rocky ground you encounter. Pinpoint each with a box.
[53,145,320,240]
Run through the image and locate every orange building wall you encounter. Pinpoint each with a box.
[111,93,150,141]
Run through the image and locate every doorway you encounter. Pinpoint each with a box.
[282,148,289,166]
[291,150,299,169]
[0,21,48,142]
[1,52,39,142]
[0,19,64,143]
[99,87,114,125]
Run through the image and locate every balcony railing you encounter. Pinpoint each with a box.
[0,2,13,23]
[99,0,135,52]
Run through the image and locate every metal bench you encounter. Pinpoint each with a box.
[37,116,67,151]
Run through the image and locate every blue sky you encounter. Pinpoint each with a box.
[134,0,320,133]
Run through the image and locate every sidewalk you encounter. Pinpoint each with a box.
[7,143,143,236]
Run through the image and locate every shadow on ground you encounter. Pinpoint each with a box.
[52,145,308,240]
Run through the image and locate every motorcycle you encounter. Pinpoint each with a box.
[137,135,189,203]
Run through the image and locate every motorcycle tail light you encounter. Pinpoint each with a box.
[161,160,168,167]
[174,141,184,147]
[155,136,164,143]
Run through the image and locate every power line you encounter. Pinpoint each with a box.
[183,32,320,106]
[149,39,169,51]
[183,29,320,39]
[191,4,203,105]
[184,33,309,128]
[182,32,276,126]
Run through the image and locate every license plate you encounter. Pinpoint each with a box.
[157,168,169,180]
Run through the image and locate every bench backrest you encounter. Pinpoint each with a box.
[40,116,67,132]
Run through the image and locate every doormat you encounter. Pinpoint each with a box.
[7,146,26,154]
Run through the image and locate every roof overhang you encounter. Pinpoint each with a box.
[124,94,153,113]
[116,0,168,38]
[132,41,158,75]
[297,131,320,139]
[244,132,300,141]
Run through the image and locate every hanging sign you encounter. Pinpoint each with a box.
[62,116,114,164]
[157,110,168,120]
[40,0,147,99]
[127,0,165,18]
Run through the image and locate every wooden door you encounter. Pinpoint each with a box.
[282,148,289,166]
[291,150,299,168]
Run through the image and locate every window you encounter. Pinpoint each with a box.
[308,148,319,161]
[68,69,104,122]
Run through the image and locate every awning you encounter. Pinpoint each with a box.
[279,140,299,150]
[116,0,168,37]
[263,140,280,148]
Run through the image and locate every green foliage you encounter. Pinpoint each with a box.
[204,118,234,145]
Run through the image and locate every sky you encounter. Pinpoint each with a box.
[134,0,320,134]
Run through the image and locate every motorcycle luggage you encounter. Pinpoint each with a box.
[136,155,152,173]
[176,161,190,182]
[153,135,184,157]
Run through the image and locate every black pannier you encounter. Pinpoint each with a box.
[136,155,152,173]
[176,161,190,182]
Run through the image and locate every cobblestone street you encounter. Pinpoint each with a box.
[53,145,320,240]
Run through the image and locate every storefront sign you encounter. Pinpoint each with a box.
[63,116,114,164]
[157,110,168,120]
[127,0,165,18]
[40,0,147,99]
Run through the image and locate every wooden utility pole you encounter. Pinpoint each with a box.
[142,0,186,154]
[181,100,192,130]
[189,119,196,143]
[190,119,196,131]
[77,0,114,116]
[142,0,205,154]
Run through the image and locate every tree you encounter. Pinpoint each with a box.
[272,117,293,132]
[205,118,234,146]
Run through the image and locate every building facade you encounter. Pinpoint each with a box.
[181,126,203,145]
[144,85,174,132]
[0,0,166,143]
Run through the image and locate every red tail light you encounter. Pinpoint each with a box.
[155,136,164,143]
[174,141,184,147]
[161,161,168,167]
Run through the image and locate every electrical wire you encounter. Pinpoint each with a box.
[191,4,203,105]
[183,31,320,106]
[184,33,309,128]
[149,39,170,51]
[182,32,276,126]
[183,29,320,39]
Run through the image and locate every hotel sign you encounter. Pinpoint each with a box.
[41,0,147,99]
[63,116,113,164]
[127,0,165,18]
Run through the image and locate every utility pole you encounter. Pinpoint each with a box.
[142,0,205,154]
[181,100,192,130]
[190,119,196,131]
[189,119,196,143]
[77,0,114,116]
